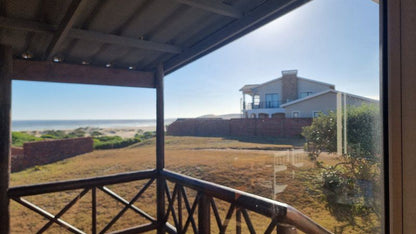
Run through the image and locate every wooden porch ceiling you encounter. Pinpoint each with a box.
[0,0,310,87]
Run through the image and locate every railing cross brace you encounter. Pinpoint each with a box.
[99,178,155,233]
[163,182,180,229]
[12,197,85,234]
[38,188,89,234]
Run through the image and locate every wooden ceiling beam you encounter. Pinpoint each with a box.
[174,0,242,18]
[0,16,56,33]
[45,0,85,60]
[70,29,182,54]
[0,16,182,54]
[11,59,155,88]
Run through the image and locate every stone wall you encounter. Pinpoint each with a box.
[11,137,93,172]
[281,73,298,104]
[167,118,312,138]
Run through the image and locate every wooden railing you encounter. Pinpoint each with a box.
[8,169,332,234]
[8,170,157,234]
[161,169,331,234]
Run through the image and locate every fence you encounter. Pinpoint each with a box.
[167,118,312,138]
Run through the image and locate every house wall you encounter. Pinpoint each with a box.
[243,107,286,118]
[297,78,333,97]
[284,92,378,118]
[11,137,93,172]
[346,95,378,106]
[252,79,282,104]
[248,76,333,106]
[284,92,337,118]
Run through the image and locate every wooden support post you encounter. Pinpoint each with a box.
[92,187,97,234]
[0,45,12,234]
[198,194,211,234]
[156,63,164,171]
[155,63,165,234]
[242,94,246,111]
[236,207,241,234]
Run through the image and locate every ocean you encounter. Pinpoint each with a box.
[12,119,176,131]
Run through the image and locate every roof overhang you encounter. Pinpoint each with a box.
[239,84,260,94]
[0,0,311,88]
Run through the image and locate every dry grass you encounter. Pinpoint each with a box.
[10,136,378,233]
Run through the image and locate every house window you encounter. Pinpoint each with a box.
[253,95,260,104]
[253,95,260,108]
[313,111,320,118]
[265,93,280,108]
[292,111,300,118]
[300,92,314,98]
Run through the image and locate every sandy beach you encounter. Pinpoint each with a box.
[26,126,157,139]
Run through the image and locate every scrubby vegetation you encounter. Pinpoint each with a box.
[11,132,43,147]
[11,128,157,150]
[93,136,140,149]
[302,104,382,233]
[41,128,86,139]
[93,131,155,149]
[12,128,88,146]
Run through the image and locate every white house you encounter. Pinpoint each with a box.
[240,70,378,118]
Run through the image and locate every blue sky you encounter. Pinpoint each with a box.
[12,0,379,120]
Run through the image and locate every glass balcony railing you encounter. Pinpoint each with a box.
[244,101,281,110]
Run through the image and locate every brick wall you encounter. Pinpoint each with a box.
[166,118,229,137]
[11,147,24,157]
[167,118,312,138]
[11,137,93,172]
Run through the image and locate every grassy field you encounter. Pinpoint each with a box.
[10,136,378,233]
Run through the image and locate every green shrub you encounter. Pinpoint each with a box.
[12,132,43,147]
[135,131,156,140]
[302,104,381,161]
[302,104,382,227]
[91,130,103,137]
[93,136,141,149]
[94,136,122,142]
[40,130,67,139]
[66,128,86,138]
[40,129,87,139]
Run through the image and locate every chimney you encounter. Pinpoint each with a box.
[281,70,298,103]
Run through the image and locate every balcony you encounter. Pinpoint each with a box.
[8,169,331,234]
[244,101,281,110]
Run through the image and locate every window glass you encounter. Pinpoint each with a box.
[300,91,314,98]
[265,93,280,108]
[164,1,382,233]
[293,111,300,118]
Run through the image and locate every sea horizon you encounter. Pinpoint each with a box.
[12,119,177,131]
